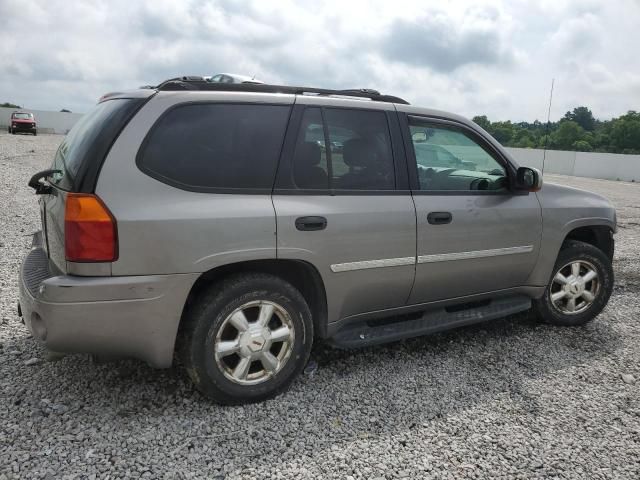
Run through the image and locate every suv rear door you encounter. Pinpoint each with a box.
[401,113,542,304]
[273,97,416,324]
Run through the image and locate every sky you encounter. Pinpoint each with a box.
[1,0,639,121]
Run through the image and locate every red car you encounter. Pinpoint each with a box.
[9,111,37,135]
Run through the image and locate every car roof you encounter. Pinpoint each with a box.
[153,78,411,105]
[102,79,478,130]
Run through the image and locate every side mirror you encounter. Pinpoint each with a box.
[412,131,427,142]
[516,167,543,192]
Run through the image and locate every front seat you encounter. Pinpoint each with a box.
[294,142,328,189]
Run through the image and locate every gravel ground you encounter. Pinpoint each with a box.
[1,132,639,479]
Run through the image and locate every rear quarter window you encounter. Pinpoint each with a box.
[51,98,146,192]
[137,103,291,192]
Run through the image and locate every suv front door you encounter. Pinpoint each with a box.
[402,115,542,304]
[273,99,416,324]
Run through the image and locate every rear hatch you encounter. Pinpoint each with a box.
[40,92,153,274]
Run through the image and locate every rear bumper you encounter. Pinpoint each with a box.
[19,232,198,367]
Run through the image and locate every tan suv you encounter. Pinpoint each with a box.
[20,79,616,404]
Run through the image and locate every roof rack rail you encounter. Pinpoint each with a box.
[155,77,409,105]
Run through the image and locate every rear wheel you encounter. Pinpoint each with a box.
[533,240,613,326]
[178,273,313,404]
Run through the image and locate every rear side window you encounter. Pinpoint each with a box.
[138,103,291,192]
[51,98,143,192]
[292,107,395,191]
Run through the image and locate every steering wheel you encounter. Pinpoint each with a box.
[470,178,490,190]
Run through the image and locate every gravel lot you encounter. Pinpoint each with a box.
[1,132,639,479]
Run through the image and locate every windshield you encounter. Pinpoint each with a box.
[13,113,33,119]
[50,98,139,191]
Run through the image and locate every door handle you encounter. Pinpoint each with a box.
[427,212,452,225]
[295,216,327,231]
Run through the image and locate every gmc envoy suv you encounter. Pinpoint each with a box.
[20,79,616,404]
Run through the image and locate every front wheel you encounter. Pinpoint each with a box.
[178,273,314,404]
[533,240,613,326]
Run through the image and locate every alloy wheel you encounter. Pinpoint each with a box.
[214,300,295,385]
[549,260,600,315]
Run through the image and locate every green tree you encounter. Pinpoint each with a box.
[1,102,21,108]
[512,128,535,148]
[563,106,596,131]
[552,121,585,150]
[537,134,552,149]
[572,140,593,152]
[472,115,491,130]
[488,121,514,145]
[609,111,640,153]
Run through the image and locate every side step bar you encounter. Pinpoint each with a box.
[330,295,532,348]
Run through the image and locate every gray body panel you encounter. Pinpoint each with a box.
[19,235,197,367]
[526,183,616,286]
[18,88,617,366]
[42,187,67,274]
[410,193,542,303]
[96,91,295,276]
[273,195,416,321]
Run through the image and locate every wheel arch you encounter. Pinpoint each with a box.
[526,220,615,287]
[563,225,614,260]
[179,259,329,342]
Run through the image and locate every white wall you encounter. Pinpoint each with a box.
[506,147,640,182]
[0,107,83,134]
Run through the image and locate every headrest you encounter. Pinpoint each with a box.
[342,138,377,167]
[296,142,322,166]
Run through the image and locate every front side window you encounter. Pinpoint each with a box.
[292,107,395,190]
[410,120,507,192]
[138,103,291,191]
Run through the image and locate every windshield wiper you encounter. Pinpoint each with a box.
[28,169,61,195]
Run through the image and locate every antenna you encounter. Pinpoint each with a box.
[542,78,555,174]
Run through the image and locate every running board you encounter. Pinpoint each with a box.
[329,295,531,349]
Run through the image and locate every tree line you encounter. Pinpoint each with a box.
[473,107,640,154]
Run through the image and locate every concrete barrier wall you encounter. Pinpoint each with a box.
[0,107,84,135]
[506,147,640,182]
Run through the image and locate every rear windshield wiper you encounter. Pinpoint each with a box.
[28,169,61,194]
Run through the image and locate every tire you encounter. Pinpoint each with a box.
[533,240,613,326]
[178,273,314,404]
[33,131,37,136]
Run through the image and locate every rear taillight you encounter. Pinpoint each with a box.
[64,193,118,262]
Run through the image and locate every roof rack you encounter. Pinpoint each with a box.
[155,77,409,105]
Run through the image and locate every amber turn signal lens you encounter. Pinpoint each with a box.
[64,193,117,262]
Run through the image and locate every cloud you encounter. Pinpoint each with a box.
[0,0,639,121]
[381,7,517,72]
